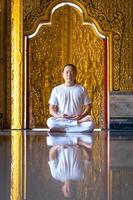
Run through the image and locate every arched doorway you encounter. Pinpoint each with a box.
[24,1,111,129]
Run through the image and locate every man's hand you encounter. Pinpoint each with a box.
[63,114,81,120]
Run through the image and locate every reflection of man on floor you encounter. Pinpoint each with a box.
[48,140,91,198]
[47,64,94,133]
[47,134,93,148]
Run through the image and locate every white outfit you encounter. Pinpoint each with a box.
[47,84,94,132]
[48,84,90,115]
[48,146,90,182]
[47,135,93,147]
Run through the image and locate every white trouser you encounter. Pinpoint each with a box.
[47,117,94,132]
[47,135,92,146]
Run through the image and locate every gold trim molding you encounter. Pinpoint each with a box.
[11,0,23,129]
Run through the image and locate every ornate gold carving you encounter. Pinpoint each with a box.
[23,0,92,35]
[27,6,105,128]
[24,0,125,91]
[6,0,11,128]
[87,5,124,91]
[24,1,51,35]
[68,7,105,127]
[3,0,131,130]
[28,8,66,127]
[0,0,5,128]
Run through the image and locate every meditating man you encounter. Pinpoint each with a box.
[47,64,94,133]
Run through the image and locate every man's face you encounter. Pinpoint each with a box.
[62,65,76,85]
[62,181,74,198]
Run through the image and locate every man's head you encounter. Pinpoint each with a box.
[62,180,76,198]
[62,64,77,86]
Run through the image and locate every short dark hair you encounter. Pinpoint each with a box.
[63,64,77,73]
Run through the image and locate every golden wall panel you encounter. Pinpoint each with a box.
[88,0,133,90]
[28,10,63,127]
[93,0,133,90]
[6,0,11,128]
[23,0,41,19]
[27,6,105,128]
[0,0,4,127]
[86,4,124,91]
[24,0,133,91]
[2,0,131,127]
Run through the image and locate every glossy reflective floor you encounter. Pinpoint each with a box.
[0,130,133,200]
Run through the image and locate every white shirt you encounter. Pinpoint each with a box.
[48,84,91,116]
[48,146,89,182]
